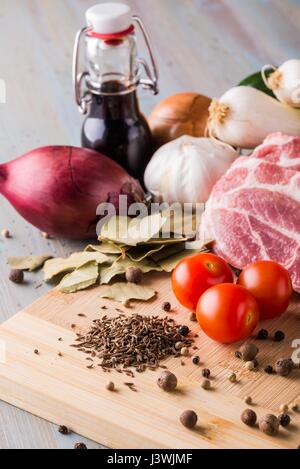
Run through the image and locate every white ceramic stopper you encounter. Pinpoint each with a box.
[86,3,132,34]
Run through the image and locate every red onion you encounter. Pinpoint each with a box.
[0,146,144,239]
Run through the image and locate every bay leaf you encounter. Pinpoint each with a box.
[157,249,202,273]
[44,251,111,281]
[58,261,99,294]
[150,239,212,265]
[126,244,166,262]
[126,213,167,245]
[100,216,131,244]
[100,214,168,246]
[100,257,162,285]
[160,207,202,238]
[85,242,127,255]
[141,236,188,246]
[7,255,53,272]
[150,243,186,263]
[100,283,156,303]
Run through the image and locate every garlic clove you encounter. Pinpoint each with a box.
[144,135,238,204]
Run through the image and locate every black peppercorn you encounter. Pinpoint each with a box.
[58,425,69,435]
[278,413,291,428]
[264,365,273,374]
[74,443,87,449]
[179,326,189,337]
[162,302,171,312]
[202,368,210,378]
[257,329,268,340]
[252,358,259,368]
[235,351,242,359]
[192,356,200,365]
[9,269,24,284]
[274,330,285,342]
[241,409,257,427]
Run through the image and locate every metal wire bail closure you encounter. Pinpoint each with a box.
[133,15,159,95]
[72,27,91,114]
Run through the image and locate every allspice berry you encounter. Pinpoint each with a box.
[58,425,70,435]
[106,381,115,392]
[180,410,198,429]
[202,368,210,378]
[259,414,280,436]
[189,312,197,322]
[74,442,87,449]
[9,269,24,284]
[157,370,177,392]
[244,396,252,405]
[162,302,171,312]
[125,267,143,284]
[275,358,293,377]
[201,379,211,390]
[241,409,257,427]
[239,343,258,362]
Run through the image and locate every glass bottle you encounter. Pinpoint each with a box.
[73,2,159,183]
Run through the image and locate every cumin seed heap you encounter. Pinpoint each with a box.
[72,314,193,373]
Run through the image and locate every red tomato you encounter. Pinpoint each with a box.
[196,283,259,344]
[172,253,234,311]
[238,260,292,320]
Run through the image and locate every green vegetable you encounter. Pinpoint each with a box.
[239,70,276,98]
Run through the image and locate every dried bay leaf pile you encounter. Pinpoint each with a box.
[7,213,211,302]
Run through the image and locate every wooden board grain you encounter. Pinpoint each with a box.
[0,273,299,449]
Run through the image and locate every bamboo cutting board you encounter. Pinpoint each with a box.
[0,272,299,449]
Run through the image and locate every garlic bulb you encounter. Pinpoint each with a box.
[207,86,300,148]
[262,60,300,108]
[144,136,238,204]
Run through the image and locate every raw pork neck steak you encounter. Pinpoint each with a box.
[201,133,300,292]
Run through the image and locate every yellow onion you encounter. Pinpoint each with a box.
[148,92,211,149]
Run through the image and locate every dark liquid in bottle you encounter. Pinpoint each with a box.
[82,81,153,184]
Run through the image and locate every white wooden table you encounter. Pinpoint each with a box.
[0,0,299,450]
